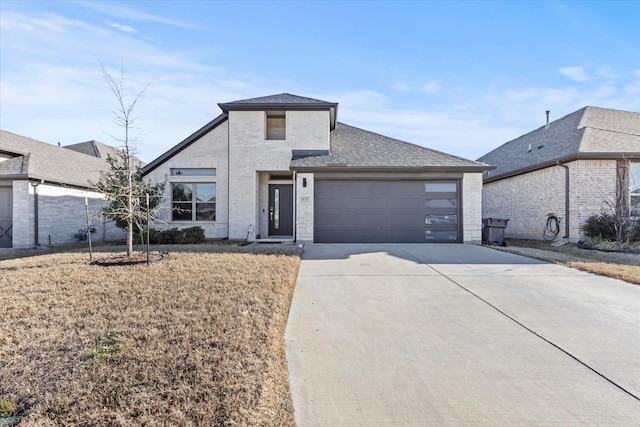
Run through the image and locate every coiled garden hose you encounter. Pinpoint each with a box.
[543,215,560,241]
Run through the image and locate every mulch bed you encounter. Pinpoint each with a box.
[91,251,165,266]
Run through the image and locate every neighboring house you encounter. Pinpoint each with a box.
[478,106,640,242]
[142,93,491,243]
[0,130,125,248]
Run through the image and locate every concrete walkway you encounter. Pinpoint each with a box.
[285,244,640,426]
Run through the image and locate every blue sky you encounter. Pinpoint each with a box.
[1,1,639,163]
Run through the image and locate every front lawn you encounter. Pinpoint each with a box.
[0,245,301,426]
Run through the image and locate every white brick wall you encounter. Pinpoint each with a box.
[228,110,330,240]
[482,160,617,241]
[462,172,483,243]
[295,173,314,241]
[145,121,229,239]
[11,180,121,248]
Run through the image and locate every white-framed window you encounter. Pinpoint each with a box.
[631,162,640,217]
[172,183,216,221]
[266,111,286,140]
[170,168,216,176]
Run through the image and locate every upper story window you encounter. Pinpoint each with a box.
[170,168,216,176]
[266,111,286,140]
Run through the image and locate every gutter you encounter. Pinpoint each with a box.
[557,161,570,239]
[484,152,640,183]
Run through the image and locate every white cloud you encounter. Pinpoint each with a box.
[108,22,137,33]
[71,1,198,29]
[392,80,441,94]
[558,66,590,82]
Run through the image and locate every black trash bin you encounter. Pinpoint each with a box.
[482,218,509,246]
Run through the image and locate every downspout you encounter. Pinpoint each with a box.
[557,161,570,238]
[32,181,39,246]
[292,170,297,242]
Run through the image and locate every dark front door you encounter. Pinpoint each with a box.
[269,184,293,236]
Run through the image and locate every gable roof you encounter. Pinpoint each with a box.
[65,140,125,160]
[290,123,491,171]
[478,106,640,182]
[142,113,228,176]
[0,130,114,188]
[218,93,338,130]
[219,93,336,107]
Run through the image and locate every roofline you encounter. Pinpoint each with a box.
[0,174,96,190]
[290,165,494,173]
[142,114,228,176]
[483,152,640,183]
[218,102,338,112]
[219,103,338,131]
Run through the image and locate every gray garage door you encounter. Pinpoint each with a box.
[314,180,460,243]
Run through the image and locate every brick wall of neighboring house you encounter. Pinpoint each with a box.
[11,180,32,248]
[462,172,483,243]
[482,159,617,241]
[571,159,617,237]
[145,120,230,239]
[11,180,121,248]
[295,172,315,242]
[228,110,330,240]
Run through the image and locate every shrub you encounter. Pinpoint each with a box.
[582,212,640,243]
[582,213,616,240]
[181,226,206,244]
[138,226,206,245]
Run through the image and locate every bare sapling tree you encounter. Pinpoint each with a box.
[93,65,164,256]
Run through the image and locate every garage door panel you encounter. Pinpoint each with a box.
[315,180,461,243]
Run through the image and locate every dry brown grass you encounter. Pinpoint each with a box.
[498,239,640,285]
[564,262,640,285]
[0,245,301,426]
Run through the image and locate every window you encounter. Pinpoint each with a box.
[170,168,216,176]
[266,112,286,140]
[424,181,459,241]
[631,163,640,217]
[172,183,216,221]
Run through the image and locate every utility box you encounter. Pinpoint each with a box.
[482,218,509,246]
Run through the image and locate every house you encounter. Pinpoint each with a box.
[0,130,124,248]
[477,106,640,242]
[141,93,492,243]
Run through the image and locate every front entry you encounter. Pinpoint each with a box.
[268,184,293,236]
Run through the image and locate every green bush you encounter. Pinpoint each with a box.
[582,213,616,240]
[181,226,206,244]
[137,227,206,245]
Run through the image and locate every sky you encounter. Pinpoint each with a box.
[1,1,639,164]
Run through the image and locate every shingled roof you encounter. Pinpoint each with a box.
[0,130,115,188]
[478,106,640,182]
[290,123,491,171]
[218,93,336,108]
[218,93,338,130]
[65,140,124,160]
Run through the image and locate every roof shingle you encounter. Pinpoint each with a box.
[0,130,117,188]
[291,123,490,170]
[477,106,640,181]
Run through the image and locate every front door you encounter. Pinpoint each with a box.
[268,184,293,236]
[0,188,12,248]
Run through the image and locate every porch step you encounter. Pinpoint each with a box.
[255,237,294,243]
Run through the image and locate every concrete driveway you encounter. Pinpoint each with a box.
[285,244,640,426]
